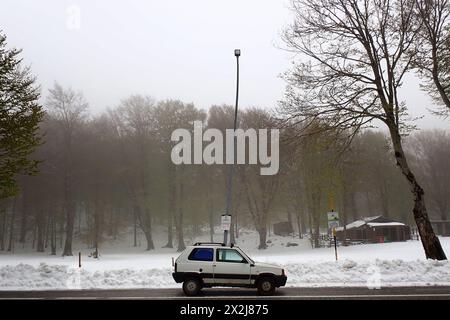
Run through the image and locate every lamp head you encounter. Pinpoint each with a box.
[234,49,241,57]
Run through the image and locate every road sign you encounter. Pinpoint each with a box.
[327,211,340,230]
[328,220,340,229]
[221,214,231,231]
[327,211,339,221]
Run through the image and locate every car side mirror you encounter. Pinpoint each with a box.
[250,263,255,267]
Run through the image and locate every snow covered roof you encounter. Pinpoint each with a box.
[367,222,406,227]
[335,216,406,231]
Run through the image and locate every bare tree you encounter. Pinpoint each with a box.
[46,83,88,256]
[282,0,446,259]
[414,0,450,115]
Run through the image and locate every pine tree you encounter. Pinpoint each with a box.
[0,32,44,199]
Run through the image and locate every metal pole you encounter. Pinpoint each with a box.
[224,49,240,246]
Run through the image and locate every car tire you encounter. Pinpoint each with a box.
[182,278,202,296]
[257,276,276,296]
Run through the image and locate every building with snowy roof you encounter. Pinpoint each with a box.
[335,216,411,244]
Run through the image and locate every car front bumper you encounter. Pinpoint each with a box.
[274,275,287,287]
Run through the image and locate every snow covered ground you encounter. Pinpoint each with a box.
[1,229,450,290]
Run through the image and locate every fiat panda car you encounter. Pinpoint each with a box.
[172,242,287,296]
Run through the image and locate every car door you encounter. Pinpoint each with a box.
[213,248,251,285]
[186,247,215,285]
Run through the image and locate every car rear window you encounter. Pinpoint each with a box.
[188,248,214,261]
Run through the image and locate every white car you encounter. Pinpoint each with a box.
[172,242,287,296]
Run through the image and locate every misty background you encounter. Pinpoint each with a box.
[1,0,450,256]
[1,0,449,130]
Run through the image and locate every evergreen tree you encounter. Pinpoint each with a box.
[0,32,44,199]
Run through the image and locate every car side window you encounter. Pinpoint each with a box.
[188,248,214,261]
[216,249,247,263]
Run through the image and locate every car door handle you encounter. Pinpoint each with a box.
[212,264,216,267]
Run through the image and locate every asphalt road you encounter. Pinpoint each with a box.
[0,286,449,300]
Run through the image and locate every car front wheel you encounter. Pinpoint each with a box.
[182,278,202,296]
[257,277,276,296]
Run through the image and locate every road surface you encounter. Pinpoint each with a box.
[0,286,449,299]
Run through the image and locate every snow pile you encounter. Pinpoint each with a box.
[283,259,450,287]
[1,230,450,290]
[1,258,449,290]
[0,263,173,290]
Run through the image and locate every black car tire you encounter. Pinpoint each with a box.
[257,276,276,296]
[182,278,202,296]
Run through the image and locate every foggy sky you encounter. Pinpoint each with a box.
[1,0,449,130]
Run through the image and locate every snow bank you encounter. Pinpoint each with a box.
[1,258,449,290]
[1,231,450,290]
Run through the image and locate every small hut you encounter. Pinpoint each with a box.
[335,216,411,244]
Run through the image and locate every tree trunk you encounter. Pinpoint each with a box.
[19,195,27,244]
[313,217,320,248]
[7,198,17,252]
[62,201,75,256]
[257,226,267,249]
[144,208,154,250]
[175,173,186,252]
[297,211,303,239]
[388,124,446,260]
[0,209,6,250]
[164,164,175,248]
[44,211,51,249]
[36,209,45,252]
[50,213,56,255]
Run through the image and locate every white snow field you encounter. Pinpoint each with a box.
[1,229,450,290]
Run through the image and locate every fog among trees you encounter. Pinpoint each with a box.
[0,81,449,254]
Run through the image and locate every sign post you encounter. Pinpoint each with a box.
[327,211,339,261]
[332,228,338,261]
[221,214,231,244]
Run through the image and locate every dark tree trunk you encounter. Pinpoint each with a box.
[297,211,303,239]
[313,217,320,248]
[0,209,6,251]
[144,208,154,250]
[164,164,175,248]
[350,193,358,221]
[175,172,186,252]
[389,125,446,260]
[59,217,63,249]
[36,210,45,252]
[136,205,154,251]
[133,205,138,247]
[44,212,50,248]
[62,201,75,256]
[19,195,27,244]
[50,213,56,255]
[7,198,17,252]
[257,227,267,249]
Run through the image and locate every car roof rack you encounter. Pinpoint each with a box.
[193,242,226,246]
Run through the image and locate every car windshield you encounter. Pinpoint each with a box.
[237,248,254,264]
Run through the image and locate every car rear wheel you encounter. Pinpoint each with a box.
[182,278,202,296]
[257,277,276,296]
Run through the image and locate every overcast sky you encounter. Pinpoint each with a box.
[1,0,449,130]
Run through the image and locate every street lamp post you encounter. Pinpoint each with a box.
[223,49,240,246]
